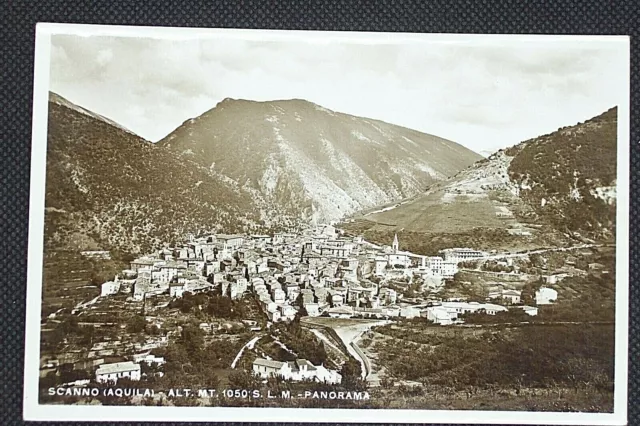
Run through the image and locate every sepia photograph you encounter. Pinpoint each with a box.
[23,24,629,424]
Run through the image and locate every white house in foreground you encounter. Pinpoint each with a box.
[95,361,141,384]
[425,301,508,325]
[101,280,121,297]
[252,358,341,384]
[132,352,166,366]
[535,287,558,305]
[425,306,455,325]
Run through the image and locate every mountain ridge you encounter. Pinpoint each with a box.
[44,94,480,254]
[48,92,136,137]
[159,97,481,224]
[344,107,618,254]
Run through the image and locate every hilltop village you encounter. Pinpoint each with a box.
[53,224,574,388]
[101,224,550,325]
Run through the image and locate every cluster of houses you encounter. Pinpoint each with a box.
[322,291,554,323]
[371,236,481,279]
[99,226,489,324]
[422,301,540,325]
[98,225,564,329]
[486,287,558,305]
[88,225,568,386]
[252,358,342,384]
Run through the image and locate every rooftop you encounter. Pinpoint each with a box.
[132,258,155,265]
[96,361,140,375]
[253,358,285,369]
[328,306,354,315]
[217,234,244,240]
[161,261,187,269]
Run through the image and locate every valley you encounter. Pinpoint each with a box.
[342,108,617,256]
[38,95,618,412]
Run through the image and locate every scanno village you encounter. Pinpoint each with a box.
[38,218,616,407]
[32,32,622,415]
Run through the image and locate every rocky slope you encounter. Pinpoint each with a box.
[346,108,618,253]
[158,98,481,224]
[45,93,264,254]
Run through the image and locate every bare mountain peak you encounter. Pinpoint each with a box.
[160,97,481,225]
[215,96,319,110]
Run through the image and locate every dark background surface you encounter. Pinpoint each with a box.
[0,1,637,425]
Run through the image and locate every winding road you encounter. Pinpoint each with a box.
[480,243,606,261]
[330,320,389,380]
[230,335,261,369]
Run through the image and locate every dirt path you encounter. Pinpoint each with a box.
[230,335,261,369]
[71,295,100,315]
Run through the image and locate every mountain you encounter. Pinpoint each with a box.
[158,98,481,224]
[345,108,618,254]
[49,92,135,136]
[506,107,617,239]
[44,93,265,255]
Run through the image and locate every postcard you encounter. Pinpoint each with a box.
[23,23,630,424]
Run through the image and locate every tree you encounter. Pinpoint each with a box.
[226,283,232,299]
[340,359,367,391]
[179,324,205,355]
[227,370,259,389]
[127,314,147,333]
[203,369,221,389]
[60,316,80,334]
[293,302,308,323]
[77,325,95,346]
[380,376,395,389]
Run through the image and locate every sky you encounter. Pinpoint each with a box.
[49,32,628,155]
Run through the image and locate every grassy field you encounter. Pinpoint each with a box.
[342,221,550,256]
[365,191,510,233]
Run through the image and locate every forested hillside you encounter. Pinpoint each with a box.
[45,94,264,255]
[508,107,617,240]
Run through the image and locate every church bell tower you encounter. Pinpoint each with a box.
[392,233,399,253]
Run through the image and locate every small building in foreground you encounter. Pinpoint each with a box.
[252,358,341,384]
[95,361,141,384]
[101,280,121,297]
[535,287,558,305]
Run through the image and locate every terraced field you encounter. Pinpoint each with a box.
[41,250,126,320]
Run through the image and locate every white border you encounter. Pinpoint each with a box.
[24,23,631,424]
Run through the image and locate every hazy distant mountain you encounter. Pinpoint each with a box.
[478,149,495,158]
[158,98,481,224]
[347,108,618,254]
[44,93,264,254]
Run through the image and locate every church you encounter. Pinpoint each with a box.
[386,234,412,269]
